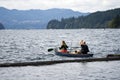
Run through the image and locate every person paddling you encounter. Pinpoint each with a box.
[59,40,68,53]
[77,40,89,54]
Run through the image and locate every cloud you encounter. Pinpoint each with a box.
[0,0,120,12]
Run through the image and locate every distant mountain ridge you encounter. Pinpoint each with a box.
[0,7,89,29]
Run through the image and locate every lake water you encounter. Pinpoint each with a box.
[0,29,120,80]
[0,61,120,80]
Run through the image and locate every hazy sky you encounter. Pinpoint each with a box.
[0,0,120,12]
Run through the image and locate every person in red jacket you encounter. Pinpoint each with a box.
[59,41,68,53]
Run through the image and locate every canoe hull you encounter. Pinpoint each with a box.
[55,52,93,57]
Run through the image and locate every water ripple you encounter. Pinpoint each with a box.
[0,29,120,63]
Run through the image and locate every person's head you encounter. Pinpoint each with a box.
[62,40,66,45]
[83,41,86,45]
[80,40,84,45]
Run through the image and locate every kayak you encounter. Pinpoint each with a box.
[55,52,93,57]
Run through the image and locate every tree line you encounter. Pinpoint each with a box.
[47,8,120,29]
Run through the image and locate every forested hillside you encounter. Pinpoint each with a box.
[47,8,120,29]
[108,15,120,28]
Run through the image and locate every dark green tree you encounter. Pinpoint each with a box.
[47,19,60,29]
[108,15,120,28]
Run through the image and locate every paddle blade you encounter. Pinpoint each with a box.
[48,48,54,52]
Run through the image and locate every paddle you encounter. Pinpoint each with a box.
[48,48,54,52]
[71,47,80,48]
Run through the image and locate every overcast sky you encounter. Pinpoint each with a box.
[0,0,120,12]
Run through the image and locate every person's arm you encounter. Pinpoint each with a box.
[86,45,89,52]
[59,45,63,49]
[66,45,68,48]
